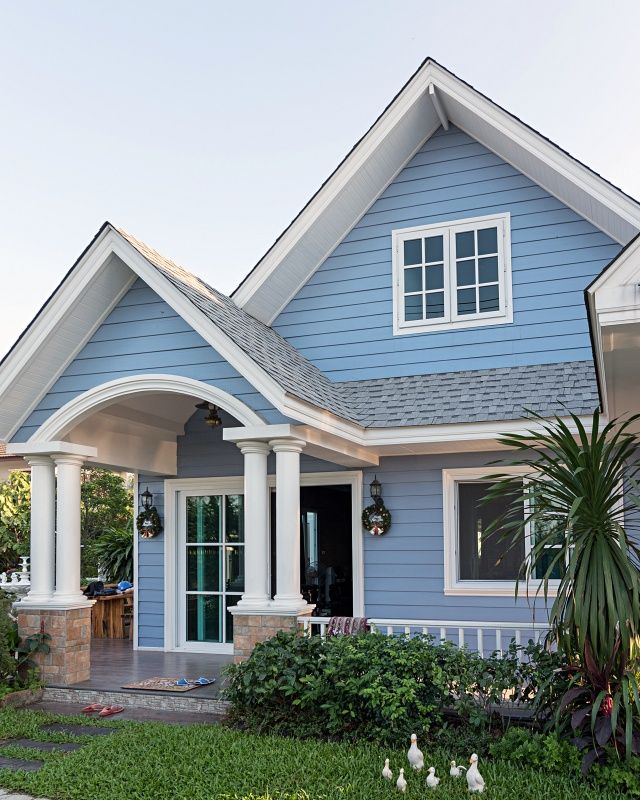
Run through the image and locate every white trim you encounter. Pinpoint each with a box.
[31,374,264,443]
[442,466,559,597]
[392,213,512,335]
[428,83,449,131]
[133,471,139,650]
[234,59,640,324]
[7,441,97,458]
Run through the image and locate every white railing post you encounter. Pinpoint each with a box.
[458,628,465,649]
[476,628,483,656]
[495,629,502,657]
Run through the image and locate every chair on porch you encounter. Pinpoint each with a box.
[326,616,368,636]
[121,593,134,640]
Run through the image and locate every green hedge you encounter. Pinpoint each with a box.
[224,630,560,745]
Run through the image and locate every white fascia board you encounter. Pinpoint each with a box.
[0,231,137,442]
[222,424,294,443]
[7,441,97,458]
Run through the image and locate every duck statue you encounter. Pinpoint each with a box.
[382,758,393,781]
[407,733,424,771]
[426,766,440,789]
[396,767,407,793]
[450,760,466,778]
[466,754,485,794]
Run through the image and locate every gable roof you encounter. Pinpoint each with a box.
[233,57,640,325]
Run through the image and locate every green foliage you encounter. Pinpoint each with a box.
[490,727,581,772]
[224,631,561,745]
[89,527,133,582]
[80,469,133,577]
[0,708,629,800]
[486,410,640,768]
[486,410,640,668]
[0,471,30,571]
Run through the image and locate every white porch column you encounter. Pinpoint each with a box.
[22,456,56,604]
[270,438,307,611]
[52,454,88,606]
[234,441,270,609]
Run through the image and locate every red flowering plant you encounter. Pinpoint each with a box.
[484,411,640,774]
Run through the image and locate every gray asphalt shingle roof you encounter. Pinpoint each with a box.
[116,226,599,430]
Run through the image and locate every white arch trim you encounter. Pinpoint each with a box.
[31,374,265,443]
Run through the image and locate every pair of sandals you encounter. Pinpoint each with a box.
[82,703,125,716]
[175,676,214,686]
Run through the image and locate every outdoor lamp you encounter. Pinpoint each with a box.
[140,486,153,511]
[195,401,222,428]
[370,475,383,503]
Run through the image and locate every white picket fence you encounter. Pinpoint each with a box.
[298,616,548,659]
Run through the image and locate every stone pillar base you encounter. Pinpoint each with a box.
[232,611,310,662]
[17,606,92,686]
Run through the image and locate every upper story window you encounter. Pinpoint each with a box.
[392,213,513,335]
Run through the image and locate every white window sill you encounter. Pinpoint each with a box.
[394,308,513,336]
[444,581,559,598]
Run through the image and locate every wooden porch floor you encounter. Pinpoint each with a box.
[49,638,233,700]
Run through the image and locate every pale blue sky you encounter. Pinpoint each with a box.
[1,0,639,357]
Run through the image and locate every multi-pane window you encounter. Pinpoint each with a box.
[393,213,511,334]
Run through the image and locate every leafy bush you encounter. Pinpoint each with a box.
[490,727,581,772]
[0,471,30,571]
[225,631,560,745]
[90,526,134,582]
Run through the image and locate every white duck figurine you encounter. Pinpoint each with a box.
[382,758,393,781]
[396,767,407,793]
[407,733,424,771]
[426,766,440,788]
[450,760,466,778]
[466,754,485,793]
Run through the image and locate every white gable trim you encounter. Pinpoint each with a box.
[234,59,640,325]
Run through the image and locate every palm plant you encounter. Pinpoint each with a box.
[90,526,133,583]
[485,410,640,768]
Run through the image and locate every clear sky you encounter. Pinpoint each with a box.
[1,0,638,358]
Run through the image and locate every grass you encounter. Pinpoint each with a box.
[0,709,622,800]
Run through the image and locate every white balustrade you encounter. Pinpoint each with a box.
[298,615,548,659]
[0,556,31,597]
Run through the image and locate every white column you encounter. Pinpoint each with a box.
[22,456,56,604]
[52,455,88,606]
[234,441,271,610]
[270,438,307,611]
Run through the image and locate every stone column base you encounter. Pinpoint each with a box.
[232,610,311,662]
[17,606,92,686]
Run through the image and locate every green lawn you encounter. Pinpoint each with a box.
[0,709,620,800]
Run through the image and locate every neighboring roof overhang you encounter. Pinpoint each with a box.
[585,234,640,419]
[233,57,640,325]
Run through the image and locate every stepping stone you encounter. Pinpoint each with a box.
[2,740,81,752]
[0,756,42,771]
[40,723,114,736]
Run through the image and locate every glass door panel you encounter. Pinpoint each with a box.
[182,492,244,648]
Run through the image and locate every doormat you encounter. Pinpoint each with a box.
[121,677,202,693]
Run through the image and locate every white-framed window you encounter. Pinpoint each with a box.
[392,213,513,335]
[442,467,561,597]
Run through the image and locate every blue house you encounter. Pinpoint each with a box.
[2,58,640,684]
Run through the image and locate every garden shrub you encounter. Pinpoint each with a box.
[489,727,581,772]
[225,631,560,746]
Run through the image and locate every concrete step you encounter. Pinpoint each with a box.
[42,687,229,716]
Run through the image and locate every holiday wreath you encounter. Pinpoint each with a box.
[136,507,163,539]
[362,502,392,536]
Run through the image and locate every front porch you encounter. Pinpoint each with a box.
[42,638,232,716]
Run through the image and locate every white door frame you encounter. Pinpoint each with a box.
[163,471,363,653]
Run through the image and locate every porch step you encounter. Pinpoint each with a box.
[42,687,230,716]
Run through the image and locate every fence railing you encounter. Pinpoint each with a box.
[298,616,548,659]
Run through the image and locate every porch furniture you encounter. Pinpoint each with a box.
[121,594,134,640]
[91,590,134,639]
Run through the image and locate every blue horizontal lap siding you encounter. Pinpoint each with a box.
[13,279,285,441]
[362,452,547,628]
[273,125,622,380]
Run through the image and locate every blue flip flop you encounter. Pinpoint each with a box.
[175,678,190,686]
[194,676,215,685]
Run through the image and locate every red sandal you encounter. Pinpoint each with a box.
[82,703,105,714]
[99,705,125,716]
